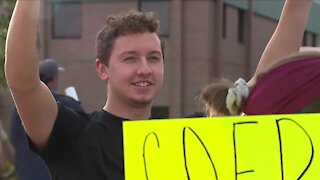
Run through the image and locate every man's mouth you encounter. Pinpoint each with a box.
[132,81,152,87]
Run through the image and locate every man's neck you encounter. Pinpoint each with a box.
[103,101,151,120]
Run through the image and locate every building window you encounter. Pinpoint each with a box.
[222,3,227,39]
[52,2,82,39]
[151,106,169,119]
[312,33,317,47]
[302,31,307,46]
[238,9,245,44]
[139,0,170,36]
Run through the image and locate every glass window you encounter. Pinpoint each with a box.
[139,0,170,36]
[302,31,308,46]
[312,33,317,47]
[52,2,82,39]
[222,3,227,39]
[238,9,245,44]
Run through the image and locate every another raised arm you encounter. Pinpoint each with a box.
[248,0,312,85]
[5,0,57,149]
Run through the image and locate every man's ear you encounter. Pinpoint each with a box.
[96,59,109,81]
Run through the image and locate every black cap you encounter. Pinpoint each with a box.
[39,59,65,83]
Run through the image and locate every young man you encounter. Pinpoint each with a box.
[6,1,163,179]
[4,0,312,179]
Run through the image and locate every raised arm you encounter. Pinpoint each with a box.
[5,0,57,149]
[248,0,312,85]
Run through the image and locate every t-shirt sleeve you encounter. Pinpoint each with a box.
[27,102,89,163]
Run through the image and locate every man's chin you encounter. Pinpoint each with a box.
[131,97,153,107]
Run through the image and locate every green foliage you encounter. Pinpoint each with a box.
[0,0,15,89]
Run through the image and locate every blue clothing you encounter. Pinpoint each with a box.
[10,93,85,180]
[10,109,51,180]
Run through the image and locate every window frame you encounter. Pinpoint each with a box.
[138,0,170,37]
[51,2,82,39]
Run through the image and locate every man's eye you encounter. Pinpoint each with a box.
[148,56,160,63]
[123,57,135,62]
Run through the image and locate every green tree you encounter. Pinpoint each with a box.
[0,0,15,89]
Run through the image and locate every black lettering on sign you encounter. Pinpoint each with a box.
[143,132,160,180]
[276,118,314,180]
[182,126,218,180]
[233,121,257,180]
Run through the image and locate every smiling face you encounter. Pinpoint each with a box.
[97,32,164,110]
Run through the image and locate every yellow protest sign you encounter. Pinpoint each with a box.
[123,113,320,180]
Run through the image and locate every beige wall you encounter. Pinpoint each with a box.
[181,0,216,115]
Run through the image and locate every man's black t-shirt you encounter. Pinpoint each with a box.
[52,92,85,112]
[29,103,127,180]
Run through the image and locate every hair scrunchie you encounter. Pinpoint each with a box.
[226,78,249,115]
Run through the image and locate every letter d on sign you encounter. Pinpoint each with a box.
[276,118,314,180]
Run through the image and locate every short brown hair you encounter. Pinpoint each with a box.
[96,10,165,65]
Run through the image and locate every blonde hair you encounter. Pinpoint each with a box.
[197,78,234,117]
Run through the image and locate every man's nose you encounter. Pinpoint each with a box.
[137,58,152,75]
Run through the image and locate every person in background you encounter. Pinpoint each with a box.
[38,59,85,112]
[0,120,15,180]
[10,59,85,180]
[197,0,313,117]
